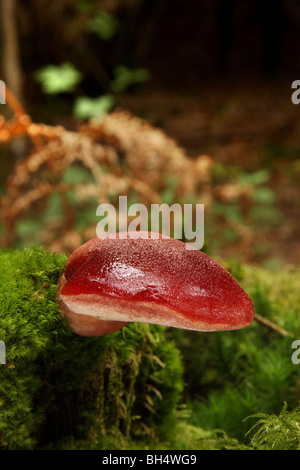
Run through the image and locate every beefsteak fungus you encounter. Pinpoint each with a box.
[57,232,254,336]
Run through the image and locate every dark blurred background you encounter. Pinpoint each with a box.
[2,0,299,97]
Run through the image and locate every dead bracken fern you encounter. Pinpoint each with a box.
[0,87,265,260]
[0,88,216,252]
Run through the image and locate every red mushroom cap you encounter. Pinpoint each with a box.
[57,231,254,336]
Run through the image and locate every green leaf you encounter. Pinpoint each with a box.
[34,63,82,95]
[111,66,150,93]
[62,165,95,184]
[251,187,276,204]
[238,169,271,187]
[73,94,115,119]
[87,11,119,40]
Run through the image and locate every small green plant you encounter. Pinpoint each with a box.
[191,404,300,450]
[245,402,300,450]
[74,94,115,120]
[207,164,282,259]
[34,62,150,119]
[111,65,150,94]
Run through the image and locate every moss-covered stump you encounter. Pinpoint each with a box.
[0,247,183,450]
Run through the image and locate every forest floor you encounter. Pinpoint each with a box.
[118,78,300,267]
[1,78,299,267]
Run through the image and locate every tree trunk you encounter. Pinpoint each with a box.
[1,0,26,160]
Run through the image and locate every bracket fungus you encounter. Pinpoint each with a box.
[57,231,254,336]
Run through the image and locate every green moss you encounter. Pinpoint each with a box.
[0,247,183,450]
